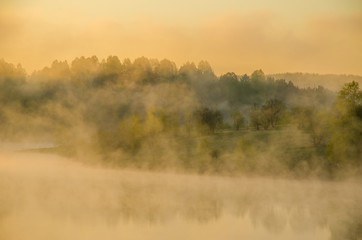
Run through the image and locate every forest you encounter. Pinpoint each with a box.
[0,56,361,178]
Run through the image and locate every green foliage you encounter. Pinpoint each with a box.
[219,72,240,105]
[193,107,223,134]
[308,110,330,147]
[118,115,144,153]
[291,106,314,130]
[230,110,245,130]
[261,99,285,129]
[1,57,360,178]
[326,81,362,171]
[249,105,263,130]
[251,69,266,82]
[144,108,163,136]
[291,106,330,147]
[197,60,214,76]
[250,99,285,130]
[337,81,362,117]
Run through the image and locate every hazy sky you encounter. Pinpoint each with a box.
[1,0,361,75]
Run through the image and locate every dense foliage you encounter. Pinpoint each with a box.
[0,57,360,178]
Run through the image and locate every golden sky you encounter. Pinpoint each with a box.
[1,0,361,75]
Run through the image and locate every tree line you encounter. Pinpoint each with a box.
[0,57,360,178]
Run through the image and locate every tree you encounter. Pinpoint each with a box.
[231,110,245,130]
[71,56,100,80]
[251,69,266,82]
[261,98,285,129]
[118,114,144,153]
[179,62,198,77]
[291,106,313,130]
[308,109,330,147]
[219,72,240,105]
[197,60,214,76]
[144,108,163,136]
[326,81,362,171]
[155,59,177,79]
[249,99,285,130]
[249,105,263,130]
[132,57,155,84]
[193,107,223,134]
[337,81,362,118]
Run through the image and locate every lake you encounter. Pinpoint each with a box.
[0,151,361,240]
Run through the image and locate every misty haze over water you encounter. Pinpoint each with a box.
[0,56,361,240]
[1,0,362,238]
[0,148,361,240]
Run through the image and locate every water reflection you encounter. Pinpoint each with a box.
[0,152,361,240]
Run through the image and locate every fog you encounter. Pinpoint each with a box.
[0,57,361,239]
[0,57,360,177]
[0,150,361,240]
[270,73,362,92]
[1,0,362,239]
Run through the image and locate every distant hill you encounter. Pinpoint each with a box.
[269,73,362,92]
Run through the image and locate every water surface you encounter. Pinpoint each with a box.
[0,151,361,240]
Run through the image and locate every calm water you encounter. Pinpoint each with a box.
[0,151,361,240]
